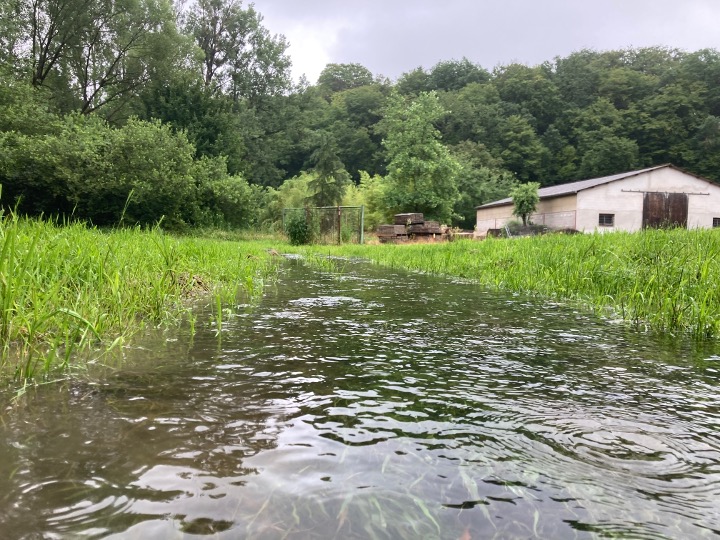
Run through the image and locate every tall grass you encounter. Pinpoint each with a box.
[284,229,720,339]
[0,211,281,382]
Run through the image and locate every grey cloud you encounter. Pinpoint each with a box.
[251,0,720,80]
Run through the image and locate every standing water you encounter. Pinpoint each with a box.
[1,258,720,539]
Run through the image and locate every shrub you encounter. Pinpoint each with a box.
[285,210,312,245]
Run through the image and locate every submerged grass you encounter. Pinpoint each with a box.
[284,228,720,339]
[0,211,281,383]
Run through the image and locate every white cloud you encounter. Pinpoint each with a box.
[282,24,334,83]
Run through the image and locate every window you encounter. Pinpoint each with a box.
[714,217,720,228]
[599,213,615,227]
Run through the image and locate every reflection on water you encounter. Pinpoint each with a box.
[1,258,720,539]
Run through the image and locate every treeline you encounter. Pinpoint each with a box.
[2,0,720,230]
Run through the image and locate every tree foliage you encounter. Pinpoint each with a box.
[341,171,391,230]
[0,81,267,230]
[380,91,460,223]
[15,0,186,116]
[510,182,540,226]
[427,58,489,92]
[451,141,518,228]
[183,0,291,101]
[317,63,374,96]
[306,132,351,207]
[4,3,720,235]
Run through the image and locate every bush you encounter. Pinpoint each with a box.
[285,210,312,245]
[341,171,392,231]
[504,219,547,237]
[265,173,315,231]
[0,115,198,229]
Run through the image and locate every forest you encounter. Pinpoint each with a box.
[2,0,720,231]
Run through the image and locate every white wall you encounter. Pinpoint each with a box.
[529,196,577,230]
[476,168,720,236]
[475,205,514,237]
[475,195,577,237]
[576,168,720,232]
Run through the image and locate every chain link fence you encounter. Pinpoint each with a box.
[282,206,365,245]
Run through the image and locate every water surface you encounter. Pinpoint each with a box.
[1,258,720,539]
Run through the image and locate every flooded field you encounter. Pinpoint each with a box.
[1,258,720,539]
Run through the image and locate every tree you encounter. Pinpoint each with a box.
[326,84,388,179]
[306,132,350,207]
[329,84,387,127]
[0,68,60,135]
[395,67,430,96]
[0,112,115,217]
[438,82,505,146]
[0,113,206,228]
[679,48,720,117]
[510,182,540,226]
[498,115,548,182]
[183,0,291,102]
[597,67,659,110]
[0,0,27,71]
[317,63,374,96]
[140,74,252,174]
[688,115,720,180]
[541,124,578,182]
[578,128,639,178]
[84,117,199,227]
[569,97,625,136]
[241,88,330,187]
[380,91,460,223]
[198,167,269,228]
[553,49,608,108]
[267,172,313,214]
[427,58,489,92]
[451,141,517,228]
[627,82,705,165]
[24,0,184,116]
[493,62,563,132]
[341,171,390,230]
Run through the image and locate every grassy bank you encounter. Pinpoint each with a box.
[0,212,281,382]
[285,229,720,339]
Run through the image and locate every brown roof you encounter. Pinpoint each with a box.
[476,164,692,209]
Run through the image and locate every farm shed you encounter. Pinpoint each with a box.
[475,164,720,237]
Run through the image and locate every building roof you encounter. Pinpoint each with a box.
[476,164,692,209]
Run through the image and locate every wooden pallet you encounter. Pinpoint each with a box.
[378,213,454,243]
[408,221,444,235]
[393,213,425,225]
[377,224,407,236]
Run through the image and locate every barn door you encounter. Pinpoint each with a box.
[642,192,688,229]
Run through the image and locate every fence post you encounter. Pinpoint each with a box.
[337,206,342,245]
[360,205,365,244]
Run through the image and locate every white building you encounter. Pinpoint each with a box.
[475,165,720,237]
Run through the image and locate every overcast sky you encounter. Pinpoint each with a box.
[249,0,720,83]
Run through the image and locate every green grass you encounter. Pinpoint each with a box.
[283,228,720,339]
[7,216,717,384]
[0,211,282,382]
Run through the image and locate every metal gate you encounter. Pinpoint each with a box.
[642,192,688,229]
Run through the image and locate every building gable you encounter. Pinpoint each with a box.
[476,164,717,210]
[475,164,720,236]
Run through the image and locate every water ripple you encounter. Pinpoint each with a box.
[2,260,720,538]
